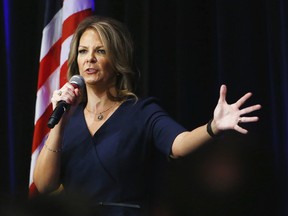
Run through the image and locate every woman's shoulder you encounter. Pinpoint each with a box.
[124,96,161,107]
[120,96,166,116]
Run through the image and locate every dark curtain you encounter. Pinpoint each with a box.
[1,0,287,215]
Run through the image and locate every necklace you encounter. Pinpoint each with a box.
[86,102,117,120]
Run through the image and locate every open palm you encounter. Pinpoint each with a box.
[213,85,261,134]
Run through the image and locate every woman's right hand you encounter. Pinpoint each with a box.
[51,82,81,109]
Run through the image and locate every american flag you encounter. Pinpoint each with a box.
[29,0,94,197]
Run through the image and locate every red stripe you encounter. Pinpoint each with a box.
[31,104,52,152]
[62,9,92,42]
[29,183,39,198]
[37,39,62,89]
[60,60,68,87]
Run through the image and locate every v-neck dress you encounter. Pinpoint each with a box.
[60,97,187,213]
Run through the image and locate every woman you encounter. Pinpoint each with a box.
[33,15,261,215]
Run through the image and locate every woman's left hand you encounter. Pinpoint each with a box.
[213,84,262,134]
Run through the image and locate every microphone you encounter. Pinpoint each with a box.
[47,75,85,129]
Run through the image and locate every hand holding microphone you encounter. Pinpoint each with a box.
[47,75,85,128]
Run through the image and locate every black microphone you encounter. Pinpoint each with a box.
[47,75,85,129]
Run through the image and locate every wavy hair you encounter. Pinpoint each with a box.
[67,15,138,102]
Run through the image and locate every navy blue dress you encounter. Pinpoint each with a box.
[60,97,187,215]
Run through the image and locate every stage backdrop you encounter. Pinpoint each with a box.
[1,0,287,215]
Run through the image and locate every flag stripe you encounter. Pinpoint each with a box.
[34,67,60,123]
[42,1,62,26]
[62,9,92,42]
[63,0,94,21]
[37,41,61,89]
[40,9,62,61]
[32,104,53,152]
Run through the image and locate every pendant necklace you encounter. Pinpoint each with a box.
[86,102,117,120]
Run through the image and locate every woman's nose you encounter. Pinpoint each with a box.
[86,54,97,63]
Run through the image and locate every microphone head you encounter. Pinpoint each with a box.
[69,75,85,89]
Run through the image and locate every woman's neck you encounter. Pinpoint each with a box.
[85,86,116,112]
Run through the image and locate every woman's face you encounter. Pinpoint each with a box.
[77,28,114,88]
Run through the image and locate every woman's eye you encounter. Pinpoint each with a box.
[97,49,106,55]
[78,49,87,54]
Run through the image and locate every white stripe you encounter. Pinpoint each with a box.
[60,35,73,67]
[40,9,63,61]
[34,69,60,124]
[62,0,94,22]
[29,135,47,186]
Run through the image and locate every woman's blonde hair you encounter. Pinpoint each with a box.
[67,15,138,102]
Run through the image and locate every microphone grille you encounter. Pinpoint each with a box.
[69,75,85,89]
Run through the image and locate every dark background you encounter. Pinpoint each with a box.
[1,0,287,215]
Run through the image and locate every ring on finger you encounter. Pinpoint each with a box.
[58,90,62,96]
